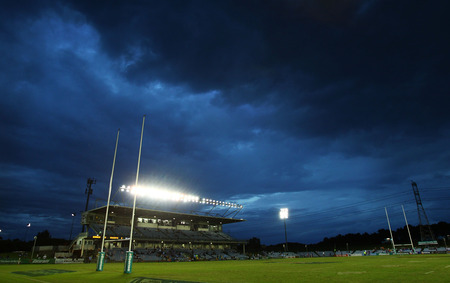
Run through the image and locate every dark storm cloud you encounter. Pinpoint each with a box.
[68,0,450,140]
[1,0,449,243]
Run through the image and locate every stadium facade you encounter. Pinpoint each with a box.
[70,205,246,259]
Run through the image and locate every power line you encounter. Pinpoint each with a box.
[238,186,448,241]
[420,186,450,191]
[285,197,447,228]
[287,189,448,224]
[291,190,411,219]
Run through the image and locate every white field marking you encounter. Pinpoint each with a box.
[337,271,367,275]
[13,276,50,283]
[425,271,435,274]
[408,261,425,263]
[382,265,400,267]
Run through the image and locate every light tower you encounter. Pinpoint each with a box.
[280,208,288,252]
[82,178,96,232]
[411,181,436,243]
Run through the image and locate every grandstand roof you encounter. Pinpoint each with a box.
[86,205,245,225]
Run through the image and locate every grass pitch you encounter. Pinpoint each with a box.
[0,254,449,283]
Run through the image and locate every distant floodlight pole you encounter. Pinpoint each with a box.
[385,207,396,254]
[31,236,37,259]
[125,115,146,274]
[24,223,31,242]
[82,178,96,232]
[97,129,120,272]
[402,205,415,253]
[280,208,288,253]
[69,213,76,241]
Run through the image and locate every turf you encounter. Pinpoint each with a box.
[0,254,449,283]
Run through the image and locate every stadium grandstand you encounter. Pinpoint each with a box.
[69,204,247,261]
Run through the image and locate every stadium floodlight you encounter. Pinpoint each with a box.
[120,185,244,209]
[280,208,288,219]
[280,208,288,253]
[134,186,200,203]
[121,185,200,203]
[120,185,131,192]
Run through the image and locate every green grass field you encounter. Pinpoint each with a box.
[0,255,449,283]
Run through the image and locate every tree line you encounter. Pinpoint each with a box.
[246,221,449,253]
[1,222,448,254]
[0,230,68,253]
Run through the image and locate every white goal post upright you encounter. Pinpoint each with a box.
[125,115,146,274]
[402,205,415,252]
[96,129,120,272]
[385,207,397,254]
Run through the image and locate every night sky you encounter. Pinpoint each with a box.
[1,0,449,245]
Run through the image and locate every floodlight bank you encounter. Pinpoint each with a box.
[120,185,243,208]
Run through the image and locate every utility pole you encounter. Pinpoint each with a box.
[82,178,96,232]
